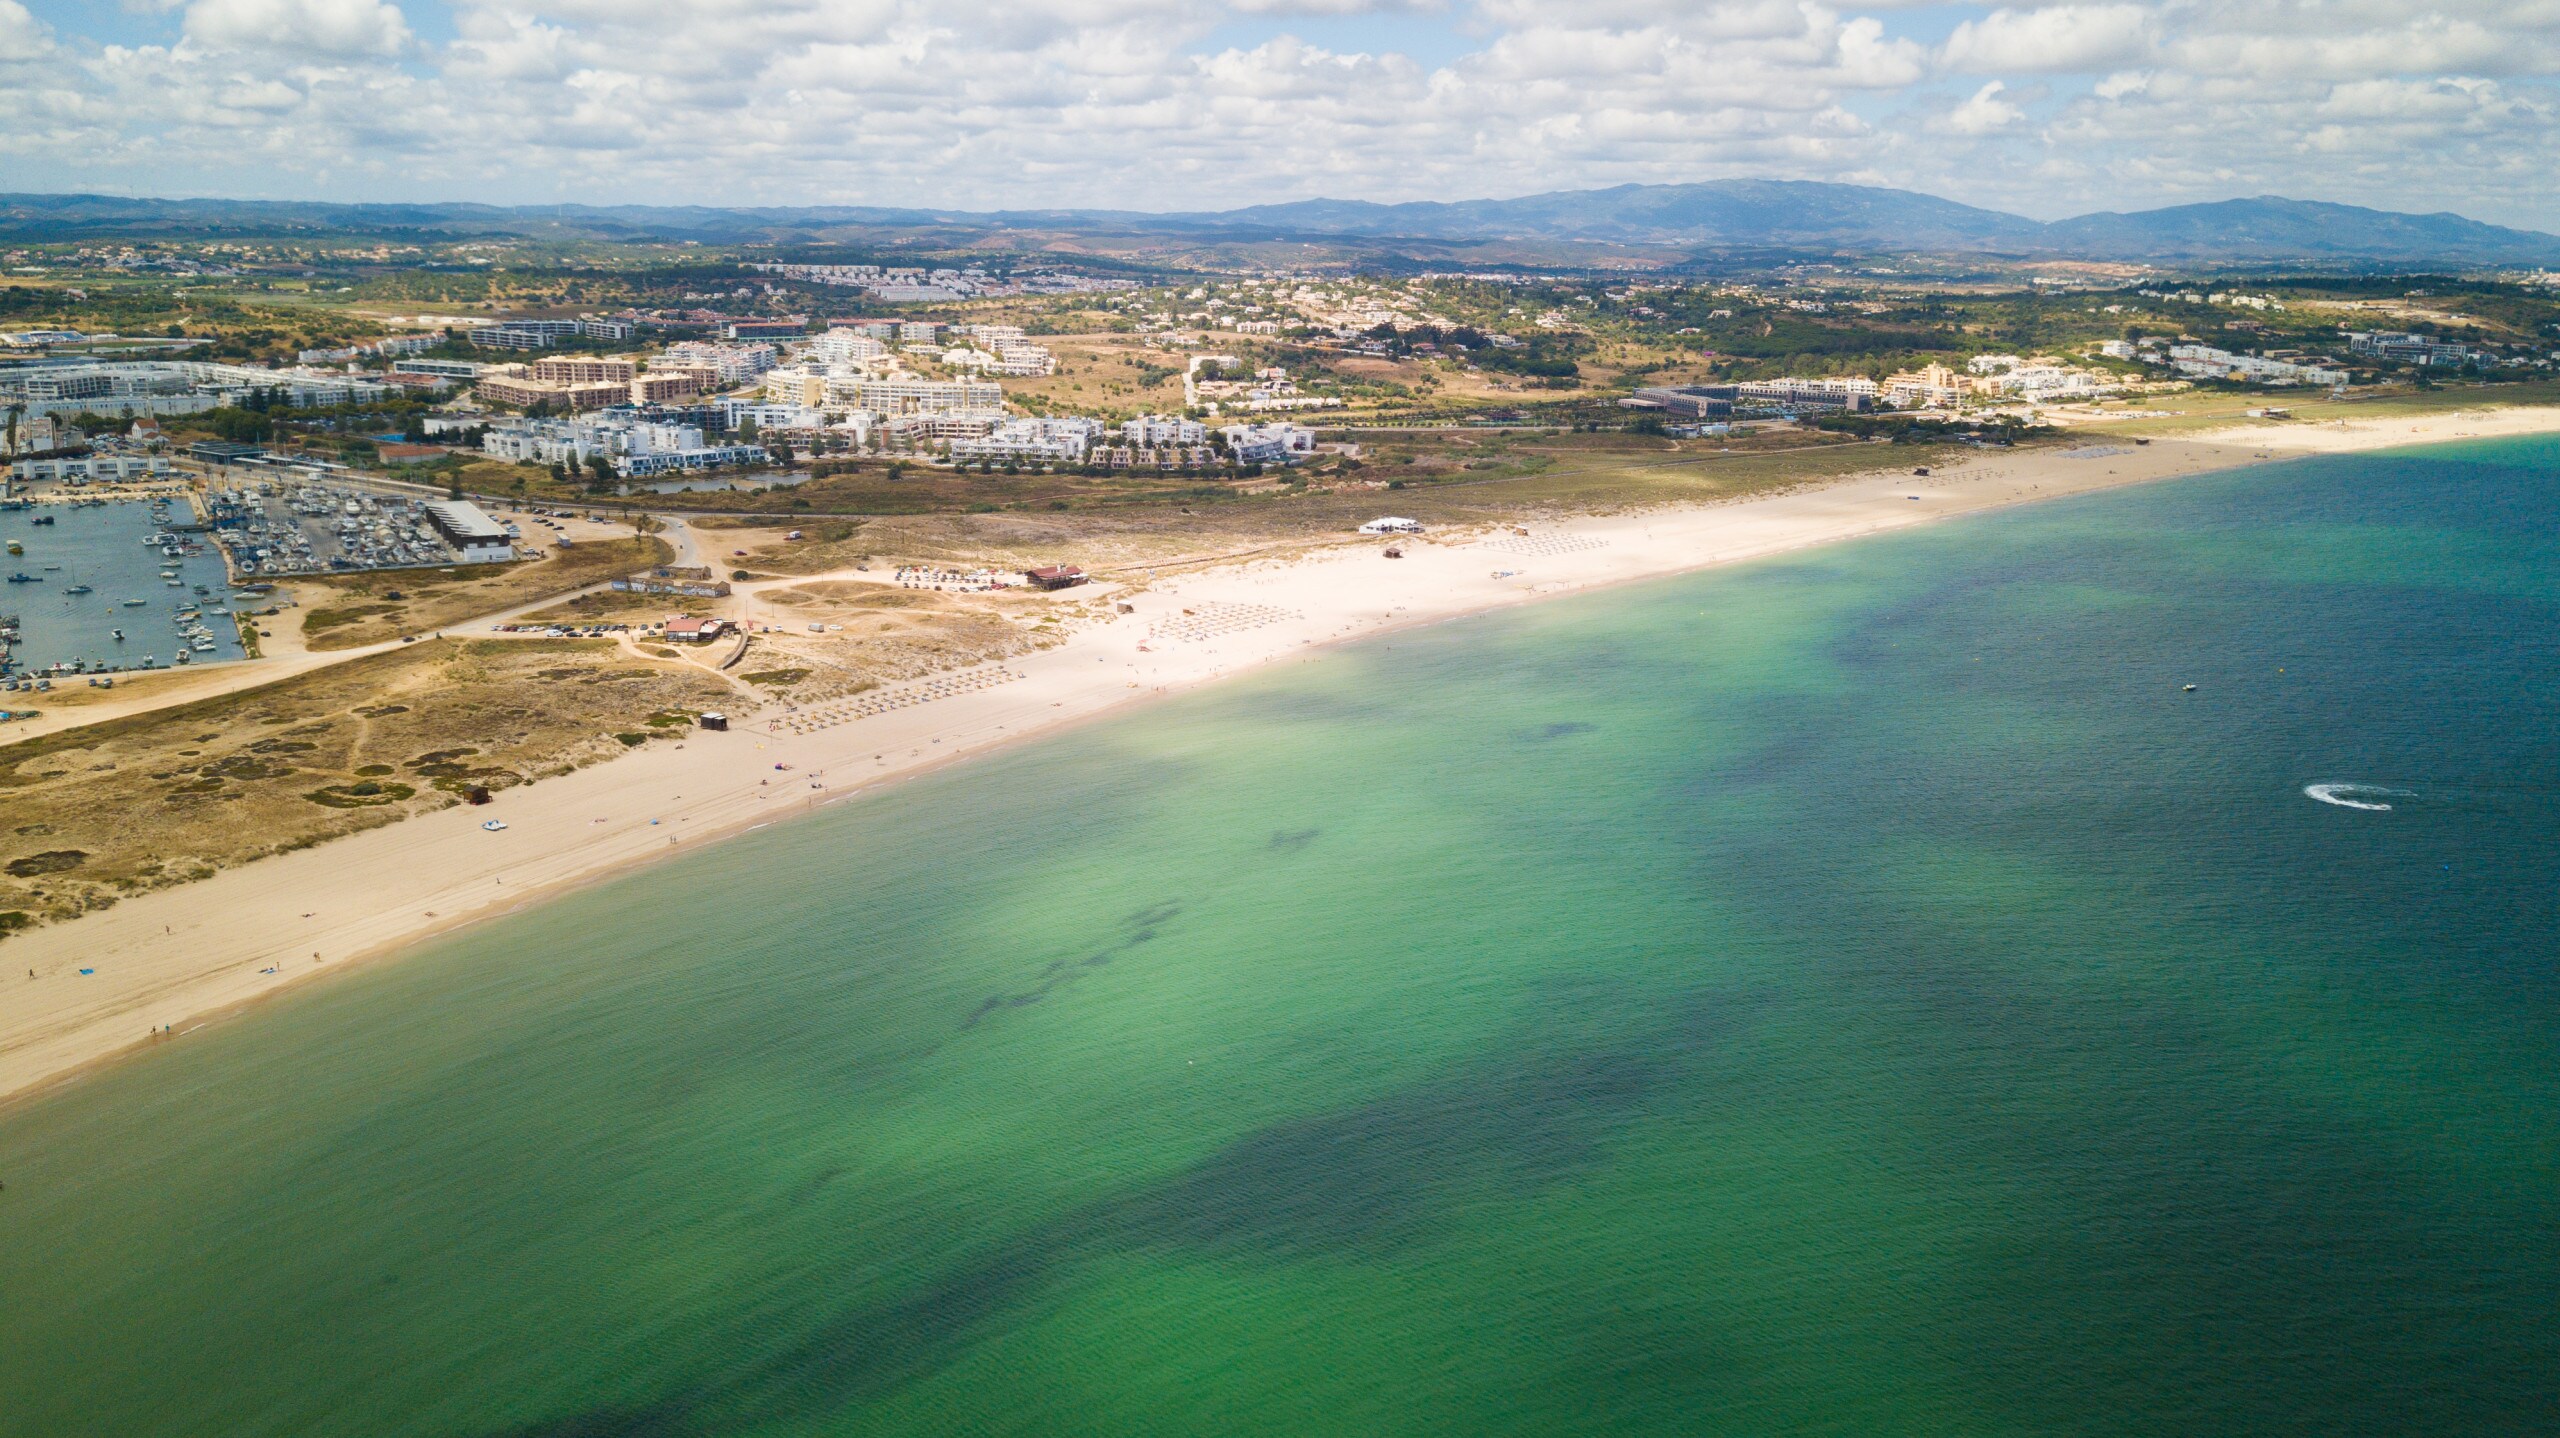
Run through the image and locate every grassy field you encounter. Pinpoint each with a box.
[685,429,1964,580]
[642,465,1255,516]
[292,537,674,650]
[518,591,696,627]
[2077,379,2560,437]
[0,638,735,933]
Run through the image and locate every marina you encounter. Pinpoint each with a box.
[202,479,496,576]
[0,498,250,679]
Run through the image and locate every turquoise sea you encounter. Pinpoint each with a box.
[1,439,2555,1436]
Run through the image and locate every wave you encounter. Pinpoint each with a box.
[2305,782,2409,812]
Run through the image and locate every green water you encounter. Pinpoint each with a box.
[4,441,2557,1436]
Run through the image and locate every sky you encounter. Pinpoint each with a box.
[0,1,2555,230]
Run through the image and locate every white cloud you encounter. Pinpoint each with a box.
[1835,17,1927,87]
[0,0,54,62]
[0,0,2556,230]
[1943,78,2027,133]
[183,0,409,58]
[1943,5,2151,74]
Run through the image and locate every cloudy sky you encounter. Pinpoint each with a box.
[1,1,2554,228]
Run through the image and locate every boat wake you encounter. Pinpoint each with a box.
[2305,782,2408,812]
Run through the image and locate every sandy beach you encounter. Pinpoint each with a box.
[4,406,2555,1106]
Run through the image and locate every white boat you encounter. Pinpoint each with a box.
[481,820,508,832]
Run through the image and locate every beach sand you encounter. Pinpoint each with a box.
[5,407,2556,1105]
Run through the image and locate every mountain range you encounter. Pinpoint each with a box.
[1200,183,2560,265]
[4,181,2555,266]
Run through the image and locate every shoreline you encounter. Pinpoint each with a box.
[6,407,2558,1109]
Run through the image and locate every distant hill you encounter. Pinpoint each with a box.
[1197,184,2560,264]
[4,183,2556,266]
[1200,180,2050,252]
[2034,197,2560,265]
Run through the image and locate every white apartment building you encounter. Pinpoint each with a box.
[2168,344,2348,386]
[2348,331,2471,367]
[834,375,1003,416]
[948,417,1105,464]
[1123,413,1205,446]
[1733,377,1878,412]
[1220,422,1317,464]
[618,442,768,478]
[1982,366,2110,400]
[394,358,485,380]
[662,341,780,384]
[882,411,1010,443]
[1,360,386,416]
[761,367,829,408]
[478,413,768,477]
[483,427,591,465]
[718,400,828,431]
[10,454,174,484]
[808,330,889,365]
[985,341,1055,377]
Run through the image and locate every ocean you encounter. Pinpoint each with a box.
[1,438,2554,1436]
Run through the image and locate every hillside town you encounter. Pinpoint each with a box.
[11,257,2560,509]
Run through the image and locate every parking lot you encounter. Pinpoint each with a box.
[206,481,477,577]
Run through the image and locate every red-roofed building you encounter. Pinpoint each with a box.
[662,617,727,643]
